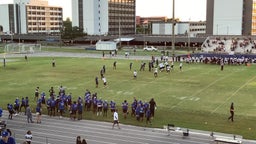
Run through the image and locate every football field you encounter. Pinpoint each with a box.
[0,51,256,140]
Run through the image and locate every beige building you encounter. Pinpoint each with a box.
[0,0,62,34]
[26,0,63,34]
[251,0,256,35]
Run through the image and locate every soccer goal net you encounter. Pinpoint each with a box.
[4,43,41,54]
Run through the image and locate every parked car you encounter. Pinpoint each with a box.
[143,46,158,51]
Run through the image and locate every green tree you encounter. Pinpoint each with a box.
[61,18,72,39]
[61,18,86,40]
[72,26,85,39]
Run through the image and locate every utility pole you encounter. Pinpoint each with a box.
[119,17,121,48]
[171,0,175,61]
[59,26,62,48]
[188,19,190,52]
[18,0,21,44]
[143,25,146,48]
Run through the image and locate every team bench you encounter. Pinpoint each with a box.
[166,124,189,137]
[212,132,242,144]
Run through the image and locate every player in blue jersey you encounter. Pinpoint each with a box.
[0,131,16,144]
[103,100,108,117]
[58,100,65,118]
[122,100,128,119]
[77,102,83,120]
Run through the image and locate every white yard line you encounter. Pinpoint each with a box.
[211,76,256,113]
[171,73,233,110]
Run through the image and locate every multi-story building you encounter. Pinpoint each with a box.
[189,21,206,36]
[26,0,63,34]
[72,0,136,35]
[0,4,14,34]
[72,0,108,35]
[137,16,167,26]
[206,0,256,35]
[152,21,206,37]
[0,0,63,34]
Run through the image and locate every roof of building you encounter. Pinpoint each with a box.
[114,38,135,42]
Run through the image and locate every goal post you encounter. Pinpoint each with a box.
[4,43,41,54]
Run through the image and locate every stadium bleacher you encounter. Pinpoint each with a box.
[201,36,256,55]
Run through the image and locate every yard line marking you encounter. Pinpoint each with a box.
[211,75,256,113]
[170,72,234,110]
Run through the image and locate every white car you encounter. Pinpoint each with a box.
[143,46,158,51]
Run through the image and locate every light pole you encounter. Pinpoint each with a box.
[37,20,40,43]
[171,0,175,60]
[143,25,145,48]
[37,20,40,34]
[119,17,122,48]
[18,0,21,44]
[188,19,190,52]
[59,25,62,48]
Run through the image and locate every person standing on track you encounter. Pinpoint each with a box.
[25,130,32,144]
[26,104,33,123]
[112,109,121,129]
[35,105,42,123]
[76,136,82,144]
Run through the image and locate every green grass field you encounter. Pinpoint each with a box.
[0,52,256,139]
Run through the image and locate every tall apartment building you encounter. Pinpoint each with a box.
[72,0,136,35]
[206,0,256,35]
[0,0,63,34]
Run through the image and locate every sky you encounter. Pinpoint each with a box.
[0,0,206,21]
